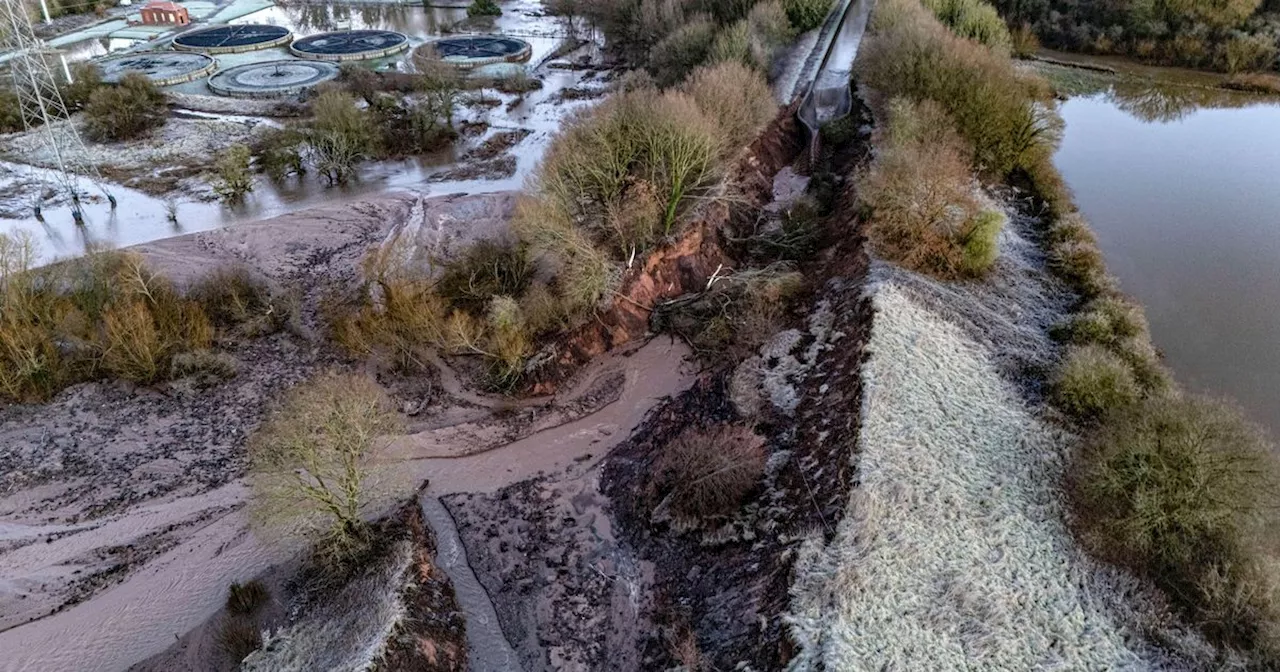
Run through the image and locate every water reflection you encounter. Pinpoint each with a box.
[1054,87,1280,433]
[1042,63,1280,123]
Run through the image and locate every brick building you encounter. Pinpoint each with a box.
[139,1,189,25]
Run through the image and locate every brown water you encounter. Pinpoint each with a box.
[1053,82,1280,433]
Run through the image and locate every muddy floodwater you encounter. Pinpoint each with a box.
[1053,78,1280,433]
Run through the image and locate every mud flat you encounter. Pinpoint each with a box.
[0,189,649,672]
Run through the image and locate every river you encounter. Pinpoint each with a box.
[1052,69,1280,434]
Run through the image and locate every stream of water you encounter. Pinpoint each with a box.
[1053,75,1280,434]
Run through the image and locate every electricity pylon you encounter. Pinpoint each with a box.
[0,0,114,223]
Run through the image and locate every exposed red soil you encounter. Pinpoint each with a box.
[531,104,804,393]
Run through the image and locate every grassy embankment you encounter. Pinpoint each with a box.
[858,0,1280,664]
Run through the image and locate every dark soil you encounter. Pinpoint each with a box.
[377,499,469,671]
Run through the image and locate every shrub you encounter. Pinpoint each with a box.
[189,267,291,339]
[512,198,620,321]
[648,17,718,87]
[1073,395,1280,656]
[369,95,456,156]
[1010,22,1039,58]
[101,300,170,383]
[60,63,102,112]
[860,98,1005,278]
[749,0,797,47]
[335,244,453,371]
[1221,32,1278,73]
[652,423,768,524]
[0,90,23,133]
[253,128,307,181]
[923,0,1011,53]
[1052,296,1148,349]
[307,89,378,185]
[467,0,501,17]
[784,0,832,32]
[83,72,168,142]
[858,0,1055,177]
[710,19,756,67]
[216,616,263,664]
[249,371,400,565]
[1052,344,1141,420]
[1049,236,1114,299]
[436,240,534,316]
[214,144,254,202]
[226,580,270,616]
[682,62,777,153]
[960,209,1003,275]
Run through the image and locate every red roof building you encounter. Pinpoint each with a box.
[139,1,189,25]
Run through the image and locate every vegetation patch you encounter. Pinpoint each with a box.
[858,0,1058,178]
[648,422,767,528]
[1072,395,1280,662]
[84,72,168,143]
[858,98,1004,279]
[784,0,834,32]
[991,0,1280,73]
[0,234,223,400]
[923,0,1011,52]
[227,580,271,616]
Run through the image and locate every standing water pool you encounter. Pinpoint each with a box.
[1052,74,1280,433]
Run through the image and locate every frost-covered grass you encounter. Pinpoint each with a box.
[241,539,412,672]
[785,281,1179,670]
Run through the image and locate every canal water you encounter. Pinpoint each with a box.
[1052,71,1280,433]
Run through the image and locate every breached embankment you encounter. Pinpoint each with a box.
[0,188,689,671]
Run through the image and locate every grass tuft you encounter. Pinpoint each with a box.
[1052,344,1141,420]
[226,580,270,616]
[216,615,263,663]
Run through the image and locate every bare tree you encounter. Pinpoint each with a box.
[411,50,462,129]
[249,372,400,564]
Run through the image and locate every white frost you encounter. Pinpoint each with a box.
[786,282,1172,671]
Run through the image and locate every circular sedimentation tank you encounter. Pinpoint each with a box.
[96,52,217,86]
[207,60,340,98]
[289,29,409,62]
[424,35,532,69]
[172,24,292,54]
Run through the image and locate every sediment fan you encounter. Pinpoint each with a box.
[0,0,114,223]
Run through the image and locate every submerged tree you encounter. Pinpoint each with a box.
[214,144,254,202]
[249,372,400,567]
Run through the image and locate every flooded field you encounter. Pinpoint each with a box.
[1051,69,1280,433]
[0,0,597,263]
